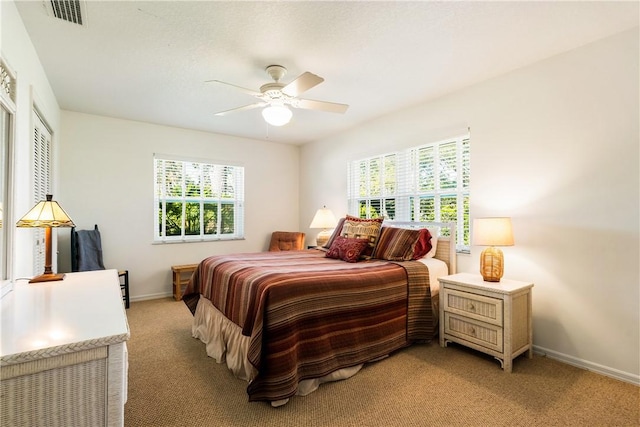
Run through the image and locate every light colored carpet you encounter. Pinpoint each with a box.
[124,298,639,427]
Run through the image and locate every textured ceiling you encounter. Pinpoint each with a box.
[14,1,639,145]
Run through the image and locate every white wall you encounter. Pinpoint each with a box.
[58,112,300,300]
[1,1,61,279]
[300,29,639,383]
[6,0,639,385]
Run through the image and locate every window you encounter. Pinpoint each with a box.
[348,135,470,251]
[154,155,244,242]
[1,57,16,295]
[0,107,10,281]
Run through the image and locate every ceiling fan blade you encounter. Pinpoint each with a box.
[294,98,349,114]
[206,80,262,96]
[213,102,266,116]
[281,72,324,97]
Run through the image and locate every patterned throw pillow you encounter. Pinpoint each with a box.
[340,215,384,258]
[372,227,433,261]
[325,236,370,263]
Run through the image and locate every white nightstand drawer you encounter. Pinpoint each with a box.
[443,288,503,326]
[444,313,504,352]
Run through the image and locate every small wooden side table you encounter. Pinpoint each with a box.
[171,264,198,301]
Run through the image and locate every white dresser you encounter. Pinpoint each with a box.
[0,269,130,427]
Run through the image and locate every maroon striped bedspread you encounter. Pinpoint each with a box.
[183,249,438,402]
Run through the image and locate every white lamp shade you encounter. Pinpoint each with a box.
[262,105,293,126]
[472,217,514,247]
[309,207,337,229]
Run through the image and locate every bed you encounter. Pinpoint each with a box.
[183,220,456,406]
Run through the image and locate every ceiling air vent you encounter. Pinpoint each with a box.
[46,0,86,26]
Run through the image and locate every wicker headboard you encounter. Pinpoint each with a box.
[383,221,457,274]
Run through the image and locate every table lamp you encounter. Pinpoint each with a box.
[472,217,514,282]
[16,194,75,283]
[309,206,337,247]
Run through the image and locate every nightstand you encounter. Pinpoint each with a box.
[439,273,533,373]
[171,263,198,301]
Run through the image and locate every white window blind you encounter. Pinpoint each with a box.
[348,135,470,251]
[154,155,245,242]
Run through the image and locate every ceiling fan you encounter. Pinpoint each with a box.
[208,65,349,126]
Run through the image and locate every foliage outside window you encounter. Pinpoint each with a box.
[154,155,244,242]
[348,136,470,252]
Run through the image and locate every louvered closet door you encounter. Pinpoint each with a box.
[32,110,52,276]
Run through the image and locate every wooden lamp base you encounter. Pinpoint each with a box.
[29,273,65,283]
[29,227,65,283]
[480,246,504,282]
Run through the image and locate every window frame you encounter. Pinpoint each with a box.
[1,57,16,297]
[347,135,470,252]
[0,55,17,297]
[153,154,245,243]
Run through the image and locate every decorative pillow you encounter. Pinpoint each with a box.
[340,215,384,258]
[325,236,370,263]
[322,217,346,250]
[413,228,433,259]
[372,227,432,261]
[423,227,438,258]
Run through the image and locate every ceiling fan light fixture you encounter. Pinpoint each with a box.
[262,104,292,126]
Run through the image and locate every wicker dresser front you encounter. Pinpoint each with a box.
[1,270,130,427]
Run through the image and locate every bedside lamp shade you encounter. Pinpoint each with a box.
[473,217,514,282]
[309,206,337,247]
[17,194,75,283]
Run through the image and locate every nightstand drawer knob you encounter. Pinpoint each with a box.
[470,327,476,335]
[468,303,475,311]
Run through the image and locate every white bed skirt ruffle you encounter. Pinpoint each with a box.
[191,296,364,406]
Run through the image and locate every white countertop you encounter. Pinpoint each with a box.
[1,269,130,363]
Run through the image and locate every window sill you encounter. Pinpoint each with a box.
[152,237,245,245]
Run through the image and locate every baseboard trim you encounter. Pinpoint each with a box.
[130,292,173,303]
[533,345,639,386]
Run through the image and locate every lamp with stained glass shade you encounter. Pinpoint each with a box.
[16,194,75,283]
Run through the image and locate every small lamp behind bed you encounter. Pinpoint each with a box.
[472,217,514,282]
[309,206,337,247]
